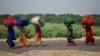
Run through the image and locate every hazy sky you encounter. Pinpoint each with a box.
[0,0,100,15]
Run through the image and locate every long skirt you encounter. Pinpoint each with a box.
[86,32,95,44]
[34,33,42,46]
[18,33,28,46]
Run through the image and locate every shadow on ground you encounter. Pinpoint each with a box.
[0,39,100,54]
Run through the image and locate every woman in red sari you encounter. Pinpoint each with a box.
[81,15,95,45]
[31,16,44,46]
[33,24,42,46]
[82,24,95,45]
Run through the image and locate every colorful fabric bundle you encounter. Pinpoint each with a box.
[3,16,17,27]
[16,16,29,27]
[81,15,95,25]
[64,15,75,25]
[18,33,28,46]
[31,16,45,27]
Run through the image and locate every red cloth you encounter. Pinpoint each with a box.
[81,15,95,25]
[85,26,95,44]
[3,16,17,27]
[36,26,41,39]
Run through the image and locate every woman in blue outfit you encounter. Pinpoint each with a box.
[3,15,17,48]
[7,27,16,48]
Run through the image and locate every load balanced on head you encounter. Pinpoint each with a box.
[31,16,45,46]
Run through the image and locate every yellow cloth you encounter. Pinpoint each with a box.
[34,33,42,46]
[18,33,28,46]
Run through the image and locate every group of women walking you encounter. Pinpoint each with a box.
[3,15,95,48]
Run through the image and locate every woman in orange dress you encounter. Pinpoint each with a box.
[16,16,29,47]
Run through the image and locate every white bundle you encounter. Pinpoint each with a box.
[31,16,45,27]
[31,16,40,25]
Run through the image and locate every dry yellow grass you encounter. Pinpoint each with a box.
[0,50,100,56]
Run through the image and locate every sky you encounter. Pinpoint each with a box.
[0,0,100,15]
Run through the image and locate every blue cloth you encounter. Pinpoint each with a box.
[6,27,16,48]
[16,16,29,27]
[21,19,29,26]
[16,16,23,25]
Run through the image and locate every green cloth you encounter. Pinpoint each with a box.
[64,15,75,25]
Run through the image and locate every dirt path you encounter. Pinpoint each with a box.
[0,37,100,56]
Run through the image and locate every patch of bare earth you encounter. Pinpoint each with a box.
[0,50,100,56]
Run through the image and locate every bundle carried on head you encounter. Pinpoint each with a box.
[16,16,29,27]
[81,15,95,26]
[31,16,45,27]
[3,16,17,27]
[64,15,75,25]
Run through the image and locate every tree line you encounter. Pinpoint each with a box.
[0,13,100,26]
